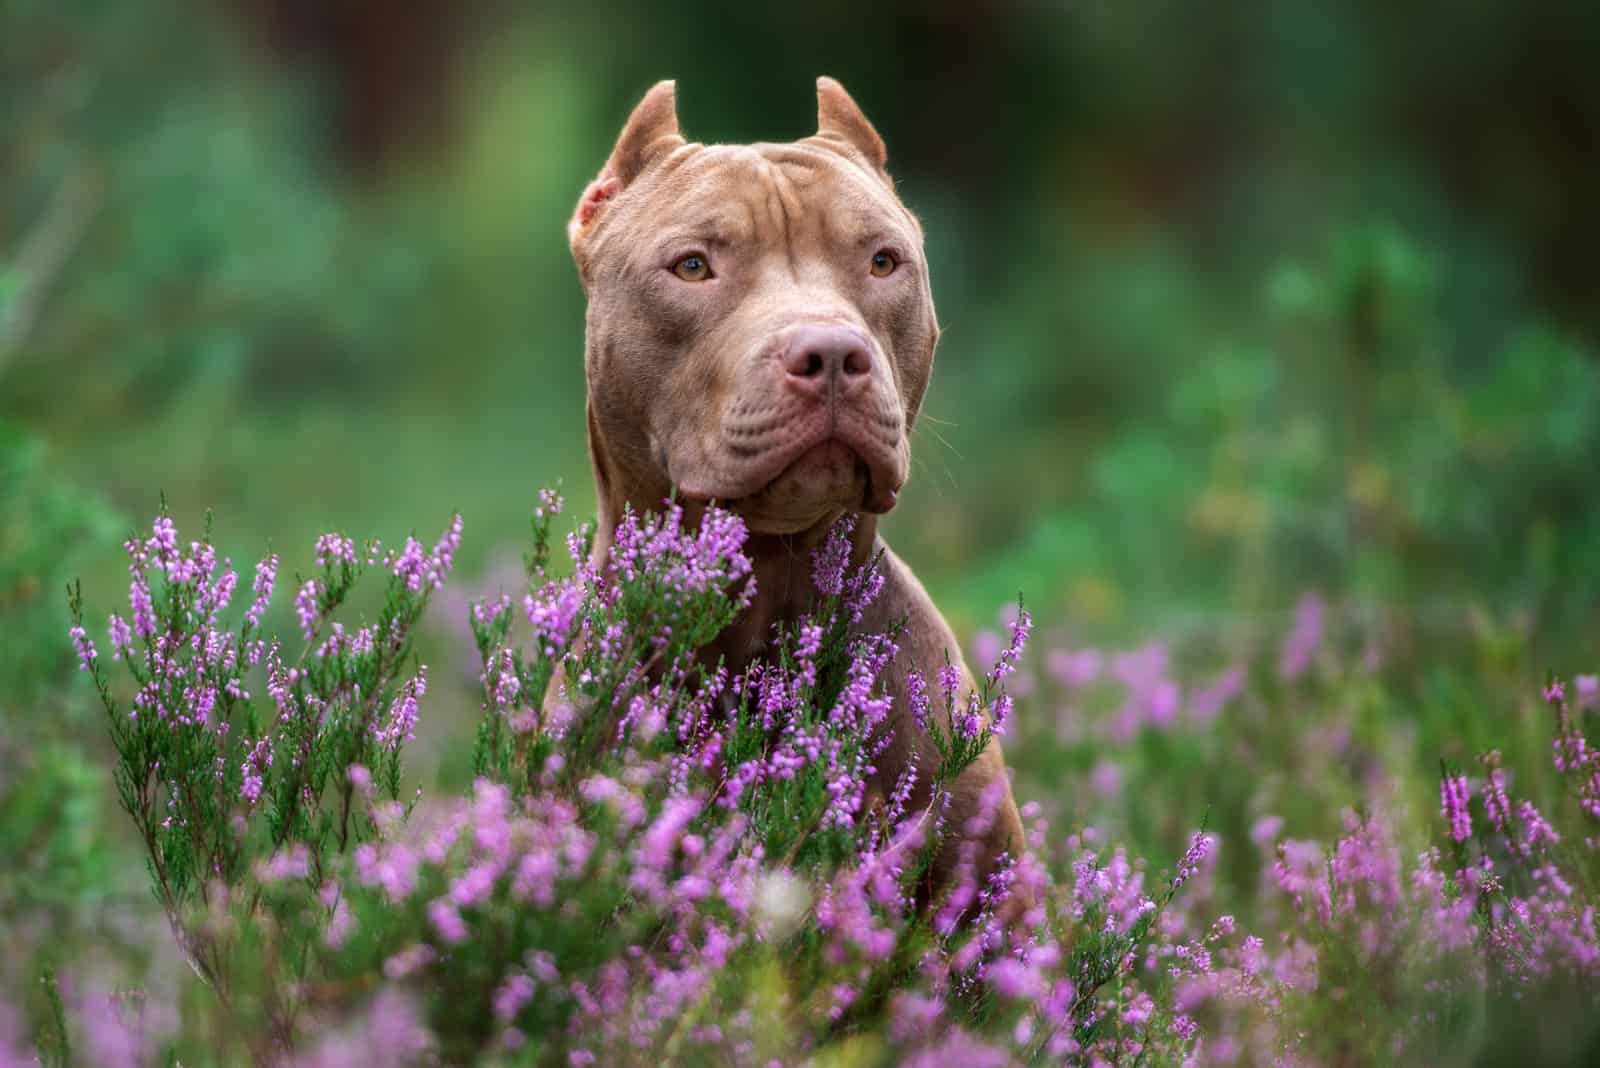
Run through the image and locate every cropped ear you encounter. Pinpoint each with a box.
[605,79,685,186]
[815,76,887,171]
[569,80,685,246]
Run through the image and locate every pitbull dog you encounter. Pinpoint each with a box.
[566,78,1025,888]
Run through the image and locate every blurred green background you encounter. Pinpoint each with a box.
[6,0,1600,648]
[5,2,1600,1057]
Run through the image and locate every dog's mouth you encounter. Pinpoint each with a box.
[749,438,896,512]
[679,435,900,531]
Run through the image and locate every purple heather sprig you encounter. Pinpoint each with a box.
[811,513,856,599]
[985,603,1033,690]
[377,667,428,752]
[1171,830,1214,893]
[1278,591,1325,681]
[1441,772,1472,844]
[68,625,97,671]
[294,578,324,641]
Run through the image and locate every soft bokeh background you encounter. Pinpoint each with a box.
[5,1,1600,1059]
[8,1,1600,638]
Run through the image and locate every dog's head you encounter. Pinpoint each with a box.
[569,79,938,536]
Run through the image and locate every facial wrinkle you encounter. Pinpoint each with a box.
[759,157,805,282]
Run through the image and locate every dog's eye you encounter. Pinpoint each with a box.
[869,250,898,277]
[671,254,713,282]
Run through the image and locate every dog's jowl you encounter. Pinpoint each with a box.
[566,78,1026,895]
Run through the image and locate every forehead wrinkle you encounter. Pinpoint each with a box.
[756,157,808,279]
[653,188,758,250]
[771,144,919,250]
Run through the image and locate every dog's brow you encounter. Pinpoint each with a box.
[655,223,737,251]
[828,207,911,252]
[853,229,906,250]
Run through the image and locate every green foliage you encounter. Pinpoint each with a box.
[959,228,1600,642]
[0,422,121,703]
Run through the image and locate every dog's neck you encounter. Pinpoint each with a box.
[590,466,881,672]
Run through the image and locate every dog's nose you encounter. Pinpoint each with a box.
[779,324,873,398]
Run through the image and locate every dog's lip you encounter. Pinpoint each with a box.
[677,427,901,513]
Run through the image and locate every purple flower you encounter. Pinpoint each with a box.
[1046,647,1102,689]
[1089,759,1123,799]
[956,693,984,740]
[484,648,522,710]
[106,613,132,660]
[1172,830,1214,892]
[256,845,310,883]
[356,843,421,902]
[1187,666,1245,725]
[294,578,324,641]
[937,663,962,704]
[986,957,1045,1000]
[128,570,156,639]
[906,670,931,733]
[429,514,465,588]
[376,667,427,751]
[1576,674,1599,709]
[1250,814,1284,851]
[493,973,537,1023]
[240,737,272,806]
[295,989,433,1066]
[1481,752,1513,832]
[68,625,97,671]
[984,604,1032,689]
[1278,592,1325,680]
[889,992,944,1042]
[1441,773,1472,843]
[843,565,885,623]
[989,693,1014,733]
[148,514,178,570]
[811,513,855,597]
[525,579,586,655]
[200,560,237,622]
[382,944,436,980]
[72,990,158,1068]
[428,897,469,944]
[390,537,429,592]
[246,553,278,629]
[1514,799,1560,857]
[314,532,356,567]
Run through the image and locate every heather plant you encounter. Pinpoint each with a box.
[55,496,1248,1066]
[996,594,1600,1064]
[1234,673,1600,1064]
[47,492,1600,1065]
[318,499,1171,1063]
[64,506,463,1056]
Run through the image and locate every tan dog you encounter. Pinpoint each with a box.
[567,78,1025,889]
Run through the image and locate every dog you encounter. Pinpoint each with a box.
[566,78,1025,892]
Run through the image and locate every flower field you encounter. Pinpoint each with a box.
[7,493,1593,1065]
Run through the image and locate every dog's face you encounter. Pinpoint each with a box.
[569,79,938,535]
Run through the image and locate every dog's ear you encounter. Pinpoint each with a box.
[605,79,685,186]
[815,76,887,172]
[569,80,685,247]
